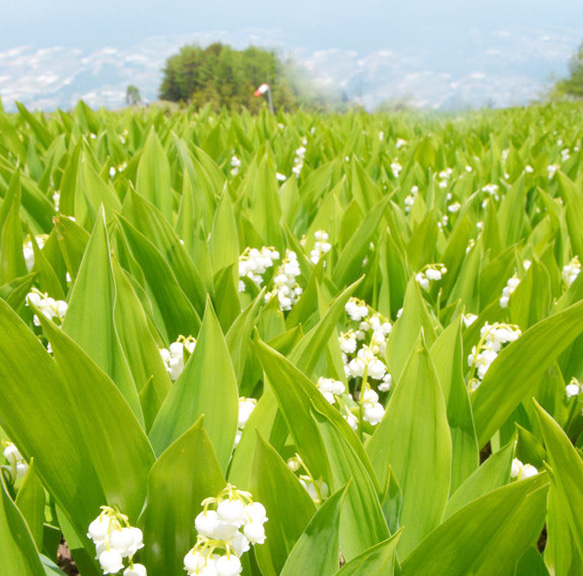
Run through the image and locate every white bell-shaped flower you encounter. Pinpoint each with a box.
[99,549,125,575]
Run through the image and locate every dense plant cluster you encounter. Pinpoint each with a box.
[1,100,583,575]
[159,43,302,112]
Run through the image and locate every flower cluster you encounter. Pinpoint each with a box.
[510,458,538,481]
[499,276,520,309]
[482,184,499,200]
[309,230,332,265]
[415,264,447,291]
[390,160,402,178]
[25,288,68,326]
[317,377,346,404]
[403,185,418,213]
[238,247,279,292]
[87,507,145,575]
[23,235,47,272]
[2,441,28,482]
[184,485,267,576]
[235,397,257,446]
[467,322,522,391]
[562,256,581,288]
[438,167,453,189]
[230,155,241,176]
[159,335,197,381]
[287,454,329,504]
[499,260,530,308]
[265,250,302,311]
[292,139,307,178]
[335,298,393,428]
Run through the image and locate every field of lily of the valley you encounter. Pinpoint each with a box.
[1,99,583,576]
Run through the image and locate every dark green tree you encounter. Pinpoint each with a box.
[159,43,328,112]
[556,41,583,98]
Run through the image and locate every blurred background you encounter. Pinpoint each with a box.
[1,0,583,111]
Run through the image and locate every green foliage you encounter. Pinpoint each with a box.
[159,43,301,111]
[555,42,583,98]
[1,100,583,575]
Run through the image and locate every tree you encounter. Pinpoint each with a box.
[556,42,583,98]
[126,85,142,106]
[158,43,335,112]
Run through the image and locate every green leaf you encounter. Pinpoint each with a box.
[280,485,348,576]
[149,299,238,471]
[210,190,240,274]
[255,338,388,561]
[112,259,171,425]
[444,438,514,519]
[140,416,225,576]
[333,196,390,288]
[367,335,451,557]
[429,318,479,491]
[386,276,437,383]
[332,530,402,576]
[401,473,549,576]
[62,211,144,424]
[249,433,316,576]
[0,474,45,576]
[289,277,361,378]
[0,299,104,536]
[0,171,27,284]
[121,189,208,318]
[117,214,201,340]
[533,401,583,562]
[514,547,550,576]
[472,300,583,447]
[38,310,155,521]
[15,459,45,548]
[136,127,172,221]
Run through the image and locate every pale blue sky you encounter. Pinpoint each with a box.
[1,0,583,110]
[2,0,583,55]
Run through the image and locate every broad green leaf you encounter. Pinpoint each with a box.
[38,311,154,521]
[289,277,361,378]
[121,189,208,317]
[0,474,45,576]
[15,459,45,548]
[0,298,104,536]
[112,259,171,421]
[401,473,549,576]
[149,299,238,471]
[514,547,550,576]
[367,335,451,556]
[141,417,225,576]
[62,211,143,424]
[280,486,347,576]
[136,127,172,221]
[0,171,27,284]
[210,191,240,273]
[255,339,388,561]
[472,300,583,447]
[430,318,479,491]
[250,433,316,576]
[545,483,583,576]
[332,530,402,576]
[117,214,201,340]
[534,401,583,562]
[444,438,514,519]
[333,196,390,288]
[386,277,437,382]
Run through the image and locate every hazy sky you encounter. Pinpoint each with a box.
[2,0,583,55]
[1,0,583,110]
